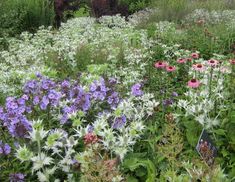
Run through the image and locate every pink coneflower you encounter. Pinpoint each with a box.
[154,61,167,69]
[177,58,186,64]
[207,59,218,67]
[191,53,199,59]
[230,59,235,65]
[166,66,176,72]
[192,63,204,71]
[188,79,200,88]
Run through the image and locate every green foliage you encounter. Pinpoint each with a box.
[122,155,156,182]
[120,0,152,13]
[0,0,54,50]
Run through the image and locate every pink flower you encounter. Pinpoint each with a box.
[188,79,200,88]
[230,59,235,65]
[154,61,167,69]
[166,66,176,72]
[84,133,99,145]
[177,58,186,64]
[207,59,218,67]
[192,63,204,71]
[191,53,199,59]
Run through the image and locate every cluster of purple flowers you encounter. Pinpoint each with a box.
[0,75,143,136]
[61,85,91,124]
[0,96,32,138]
[24,78,61,110]
[0,140,11,155]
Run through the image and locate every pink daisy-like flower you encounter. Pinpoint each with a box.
[192,63,204,71]
[207,59,218,67]
[154,61,167,69]
[191,53,199,59]
[230,59,235,65]
[177,58,186,64]
[188,79,200,88]
[166,66,176,72]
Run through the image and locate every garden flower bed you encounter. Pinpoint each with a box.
[0,7,235,182]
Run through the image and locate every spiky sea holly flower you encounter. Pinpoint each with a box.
[9,173,25,182]
[16,145,33,162]
[0,141,11,155]
[112,115,126,129]
[131,83,143,97]
[188,79,200,88]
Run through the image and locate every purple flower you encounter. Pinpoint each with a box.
[47,90,61,107]
[8,116,32,138]
[40,96,49,110]
[163,99,174,107]
[172,92,178,97]
[0,141,11,155]
[17,98,25,106]
[131,83,143,97]
[41,79,55,91]
[107,92,120,109]
[23,80,38,94]
[9,173,25,182]
[90,78,108,101]
[112,115,126,129]
[33,96,40,105]
[108,78,117,85]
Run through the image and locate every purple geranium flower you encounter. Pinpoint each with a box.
[131,83,143,97]
[9,173,25,182]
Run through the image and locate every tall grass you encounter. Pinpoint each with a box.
[0,0,54,33]
[150,0,235,22]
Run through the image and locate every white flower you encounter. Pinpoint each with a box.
[31,153,53,172]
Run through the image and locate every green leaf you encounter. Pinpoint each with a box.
[214,129,226,136]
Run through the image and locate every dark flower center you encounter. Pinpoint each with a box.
[191,79,197,83]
